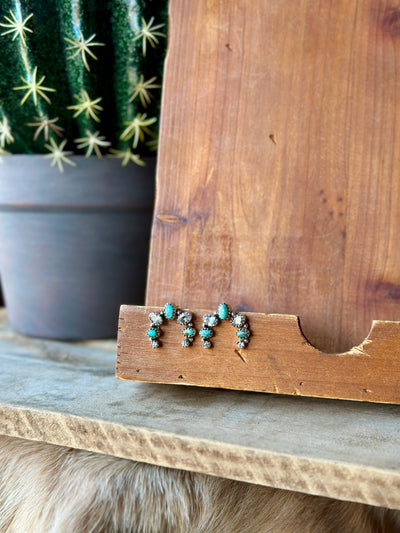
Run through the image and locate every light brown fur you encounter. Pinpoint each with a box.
[0,435,398,533]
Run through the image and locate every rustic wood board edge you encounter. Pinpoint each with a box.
[117,306,400,404]
[1,403,400,510]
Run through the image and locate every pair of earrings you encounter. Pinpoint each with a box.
[147,302,251,349]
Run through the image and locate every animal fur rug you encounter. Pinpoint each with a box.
[0,436,398,532]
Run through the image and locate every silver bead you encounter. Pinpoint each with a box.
[151,340,160,348]
[148,312,163,326]
[231,313,246,328]
[202,340,212,349]
[203,314,219,327]
[177,311,192,325]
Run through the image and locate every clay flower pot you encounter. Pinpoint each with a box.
[0,155,155,339]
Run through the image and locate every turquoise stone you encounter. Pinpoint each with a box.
[183,327,195,337]
[164,303,175,320]
[199,328,212,338]
[217,303,230,320]
[147,328,159,338]
[236,328,250,338]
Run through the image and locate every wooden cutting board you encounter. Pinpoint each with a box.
[146,0,400,355]
[117,0,400,402]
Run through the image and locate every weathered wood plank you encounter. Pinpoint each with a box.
[0,310,399,508]
[117,305,400,404]
[148,0,400,355]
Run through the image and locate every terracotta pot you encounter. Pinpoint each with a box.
[0,155,155,339]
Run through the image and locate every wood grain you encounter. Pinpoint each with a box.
[147,0,400,354]
[117,305,400,404]
[1,309,400,509]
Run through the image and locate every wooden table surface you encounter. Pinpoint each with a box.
[0,309,399,509]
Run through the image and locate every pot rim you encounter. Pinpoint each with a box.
[0,155,156,209]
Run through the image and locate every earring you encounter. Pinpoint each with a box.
[230,309,251,349]
[199,303,251,349]
[176,309,196,347]
[147,303,196,348]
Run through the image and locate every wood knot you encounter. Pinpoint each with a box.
[382,8,400,36]
[373,280,400,301]
[156,212,187,226]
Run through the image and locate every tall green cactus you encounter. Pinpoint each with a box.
[0,0,167,169]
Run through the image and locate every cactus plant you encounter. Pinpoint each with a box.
[0,0,168,169]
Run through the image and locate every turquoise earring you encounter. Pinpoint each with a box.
[199,303,251,349]
[147,303,197,348]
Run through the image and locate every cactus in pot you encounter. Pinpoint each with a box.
[0,0,168,340]
[0,0,168,169]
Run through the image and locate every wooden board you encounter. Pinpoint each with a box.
[147,0,400,355]
[1,310,400,509]
[117,305,400,404]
